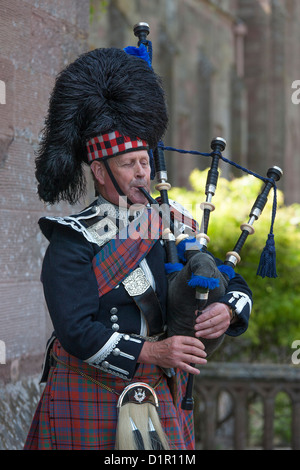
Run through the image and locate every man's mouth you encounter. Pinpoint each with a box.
[131,185,148,195]
[135,186,146,192]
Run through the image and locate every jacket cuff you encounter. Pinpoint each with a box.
[84,332,145,380]
[219,290,252,337]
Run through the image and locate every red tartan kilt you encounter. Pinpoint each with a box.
[24,340,195,450]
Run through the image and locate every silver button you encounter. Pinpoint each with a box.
[112,323,119,331]
[124,334,130,341]
[110,307,118,314]
[102,361,109,368]
[112,348,120,356]
[110,314,118,323]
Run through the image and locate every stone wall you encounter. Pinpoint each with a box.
[0,0,90,384]
[237,0,300,203]
[0,376,42,449]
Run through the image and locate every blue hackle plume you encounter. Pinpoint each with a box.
[123,43,152,67]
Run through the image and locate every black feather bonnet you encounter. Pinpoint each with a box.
[35,47,168,204]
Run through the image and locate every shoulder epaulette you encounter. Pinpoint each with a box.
[38,203,104,244]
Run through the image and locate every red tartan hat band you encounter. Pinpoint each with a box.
[86,131,149,163]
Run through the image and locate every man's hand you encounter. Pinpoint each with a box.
[138,335,207,375]
[194,302,231,339]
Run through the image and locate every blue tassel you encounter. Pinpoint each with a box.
[256,185,278,278]
[256,233,277,278]
[217,264,236,280]
[188,273,219,290]
[165,262,184,274]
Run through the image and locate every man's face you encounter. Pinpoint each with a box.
[91,150,151,206]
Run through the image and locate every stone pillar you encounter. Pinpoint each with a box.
[0,0,89,382]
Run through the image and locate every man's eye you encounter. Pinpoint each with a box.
[121,159,149,167]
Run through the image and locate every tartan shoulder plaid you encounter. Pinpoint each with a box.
[92,204,199,298]
[92,208,161,297]
[86,131,149,162]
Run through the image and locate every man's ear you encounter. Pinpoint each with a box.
[90,160,105,185]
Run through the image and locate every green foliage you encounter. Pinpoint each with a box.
[90,0,109,21]
[167,169,300,363]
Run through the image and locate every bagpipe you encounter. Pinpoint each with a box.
[115,22,282,450]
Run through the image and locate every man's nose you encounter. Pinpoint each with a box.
[134,161,147,177]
